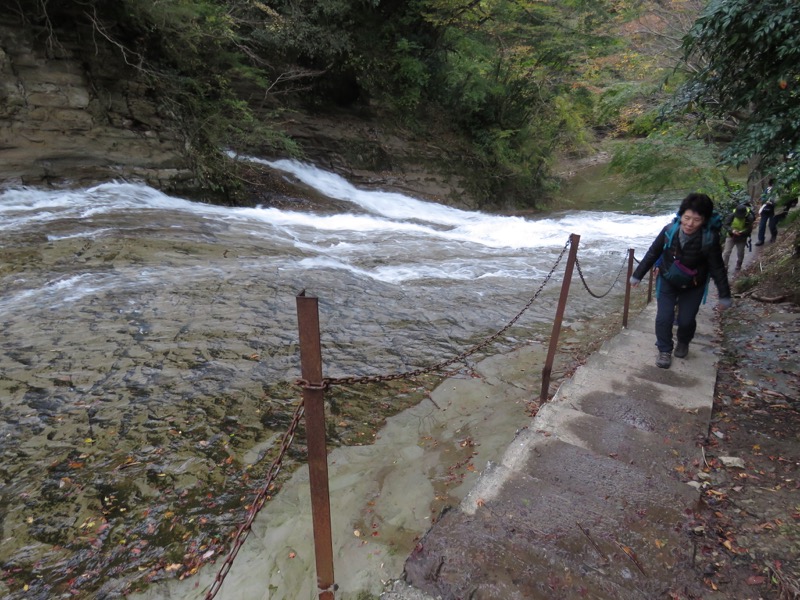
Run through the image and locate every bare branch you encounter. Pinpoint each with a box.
[263,68,327,100]
[83,6,150,74]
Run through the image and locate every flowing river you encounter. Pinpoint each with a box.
[1,158,677,599]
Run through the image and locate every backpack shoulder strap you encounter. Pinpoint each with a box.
[663,218,680,250]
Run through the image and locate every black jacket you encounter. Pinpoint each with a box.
[633,223,731,299]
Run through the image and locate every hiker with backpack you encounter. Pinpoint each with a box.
[722,202,754,272]
[755,180,778,246]
[629,193,732,369]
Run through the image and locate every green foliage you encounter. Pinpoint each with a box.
[675,0,800,185]
[596,82,647,128]
[629,110,660,136]
[607,126,733,194]
[401,0,621,204]
[224,104,301,157]
[242,0,360,63]
[553,94,593,152]
[387,38,431,113]
[733,274,759,295]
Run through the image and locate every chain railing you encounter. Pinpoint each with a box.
[206,235,650,600]
[300,237,572,391]
[199,239,574,600]
[574,251,629,299]
[203,400,306,600]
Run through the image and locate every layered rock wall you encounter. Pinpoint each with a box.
[0,16,195,191]
[0,16,484,207]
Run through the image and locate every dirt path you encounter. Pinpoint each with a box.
[692,235,800,598]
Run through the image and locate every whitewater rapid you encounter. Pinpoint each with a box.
[1,159,669,295]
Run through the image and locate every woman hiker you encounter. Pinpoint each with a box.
[630,193,732,369]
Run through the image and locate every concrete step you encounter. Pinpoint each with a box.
[388,299,721,600]
[404,436,698,599]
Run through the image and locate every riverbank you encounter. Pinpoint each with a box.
[3,174,793,599]
[126,340,560,600]
[125,299,643,600]
[127,229,800,600]
[154,220,798,600]
[387,290,723,599]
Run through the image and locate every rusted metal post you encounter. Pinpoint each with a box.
[540,234,580,403]
[622,248,635,328]
[296,291,336,600]
[647,267,654,304]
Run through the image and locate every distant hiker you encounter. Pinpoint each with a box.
[629,193,731,369]
[755,180,777,245]
[722,203,754,271]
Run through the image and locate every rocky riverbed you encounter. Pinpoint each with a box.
[1,177,650,599]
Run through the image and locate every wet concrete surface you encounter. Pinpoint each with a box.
[387,299,721,600]
[125,341,563,600]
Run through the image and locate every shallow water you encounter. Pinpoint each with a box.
[0,160,674,599]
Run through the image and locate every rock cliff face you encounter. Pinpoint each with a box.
[0,15,481,207]
[0,16,196,192]
[270,109,478,208]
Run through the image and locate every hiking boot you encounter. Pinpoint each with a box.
[674,342,689,358]
[656,351,672,369]
[755,241,765,246]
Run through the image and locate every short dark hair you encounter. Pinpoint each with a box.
[678,193,714,222]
